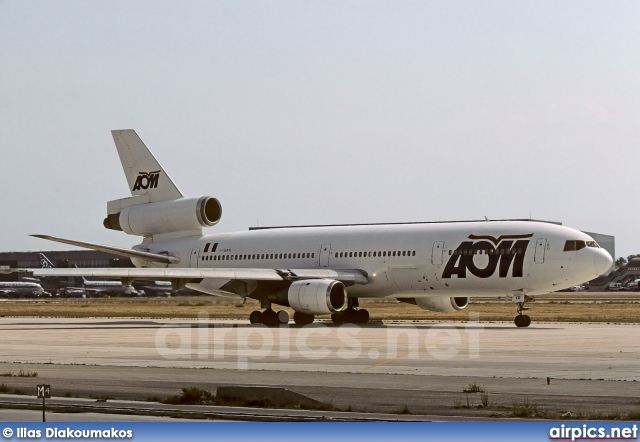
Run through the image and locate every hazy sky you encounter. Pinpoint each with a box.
[1,1,639,258]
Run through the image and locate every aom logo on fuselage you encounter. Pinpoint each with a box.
[442,234,533,279]
[132,171,161,191]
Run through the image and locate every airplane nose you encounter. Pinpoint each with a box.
[594,250,613,275]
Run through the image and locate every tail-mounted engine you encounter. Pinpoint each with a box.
[104,196,222,237]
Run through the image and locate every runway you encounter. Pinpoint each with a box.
[0,318,639,419]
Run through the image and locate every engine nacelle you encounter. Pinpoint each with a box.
[288,279,348,315]
[104,196,222,236]
[415,296,470,313]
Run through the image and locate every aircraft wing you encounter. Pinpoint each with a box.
[31,267,369,285]
[30,235,180,265]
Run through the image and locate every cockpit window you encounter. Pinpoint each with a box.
[564,240,599,251]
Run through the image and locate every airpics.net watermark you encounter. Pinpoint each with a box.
[154,313,484,369]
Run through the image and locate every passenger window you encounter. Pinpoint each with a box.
[312,253,315,258]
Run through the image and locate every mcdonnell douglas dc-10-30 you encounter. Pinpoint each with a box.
[19,130,612,327]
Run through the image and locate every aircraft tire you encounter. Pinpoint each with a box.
[356,309,370,324]
[276,310,290,325]
[262,310,280,327]
[523,315,531,327]
[514,315,528,327]
[293,311,314,326]
[249,310,262,324]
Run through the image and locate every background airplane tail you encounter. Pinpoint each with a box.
[111,130,184,203]
[38,253,56,269]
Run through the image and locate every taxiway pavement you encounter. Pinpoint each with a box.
[0,318,638,419]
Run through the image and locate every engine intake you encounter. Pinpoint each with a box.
[104,196,222,236]
[288,279,347,315]
[414,296,470,313]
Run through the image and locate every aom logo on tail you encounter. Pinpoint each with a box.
[132,171,161,191]
[442,233,533,279]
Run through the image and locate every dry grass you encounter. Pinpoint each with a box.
[0,294,639,323]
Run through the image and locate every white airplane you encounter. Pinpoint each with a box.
[27,130,613,327]
[0,281,45,297]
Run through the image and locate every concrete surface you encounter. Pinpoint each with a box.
[0,318,638,419]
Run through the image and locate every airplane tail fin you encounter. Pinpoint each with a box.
[37,253,56,269]
[111,130,183,203]
[74,264,89,283]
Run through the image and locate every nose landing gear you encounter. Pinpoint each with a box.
[512,293,533,327]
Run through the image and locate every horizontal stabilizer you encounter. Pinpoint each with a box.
[30,235,180,265]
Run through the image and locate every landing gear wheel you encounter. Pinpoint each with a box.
[276,310,290,325]
[262,309,279,327]
[331,308,370,324]
[293,311,314,326]
[249,310,262,324]
[356,309,370,324]
[514,314,531,327]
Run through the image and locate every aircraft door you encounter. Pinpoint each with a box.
[534,238,547,264]
[319,244,331,268]
[431,241,445,266]
[190,247,200,268]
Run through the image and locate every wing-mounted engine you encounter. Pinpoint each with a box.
[104,196,222,237]
[288,279,348,315]
[405,296,470,313]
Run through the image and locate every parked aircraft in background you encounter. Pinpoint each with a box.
[27,130,613,327]
[0,281,45,297]
[38,253,138,297]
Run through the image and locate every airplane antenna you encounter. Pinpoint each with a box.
[484,216,489,221]
[529,209,532,220]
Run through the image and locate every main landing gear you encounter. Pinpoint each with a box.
[512,293,533,328]
[249,309,289,326]
[331,298,370,324]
